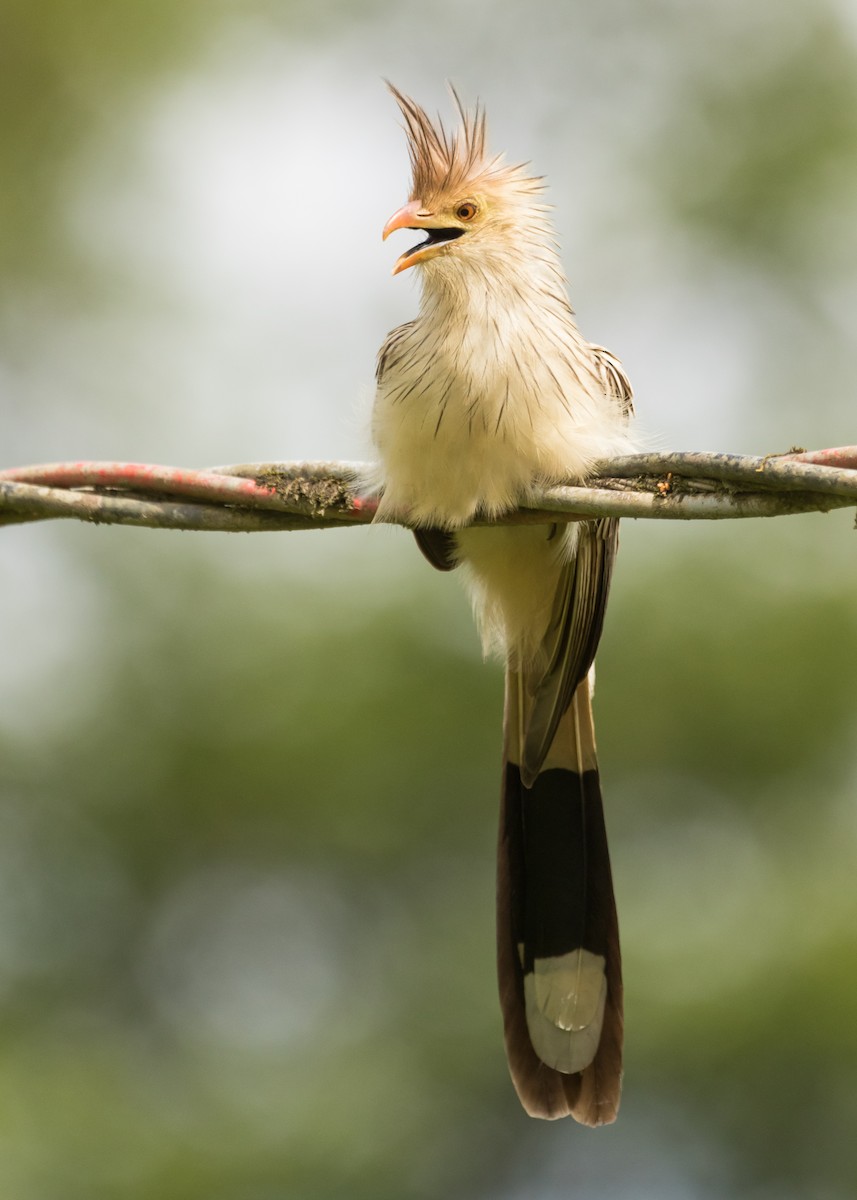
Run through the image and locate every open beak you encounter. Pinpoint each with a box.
[383,199,464,275]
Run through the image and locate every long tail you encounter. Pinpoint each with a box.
[497,672,623,1124]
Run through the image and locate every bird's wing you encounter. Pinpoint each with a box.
[375,319,417,384]
[413,528,460,572]
[520,517,618,784]
[589,342,634,418]
[519,342,630,784]
[377,321,462,573]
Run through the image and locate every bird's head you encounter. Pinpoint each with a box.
[383,84,548,277]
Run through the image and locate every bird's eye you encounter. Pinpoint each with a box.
[455,201,478,222]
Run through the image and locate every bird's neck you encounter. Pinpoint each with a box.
[417,238,583,356]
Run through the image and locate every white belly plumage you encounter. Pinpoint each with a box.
[374,328,632,528]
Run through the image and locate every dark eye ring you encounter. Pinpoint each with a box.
[455,201,478,221]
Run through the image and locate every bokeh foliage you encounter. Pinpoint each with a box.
[1,1,856,1197]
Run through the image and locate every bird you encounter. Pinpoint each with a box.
[371,84,637,1124]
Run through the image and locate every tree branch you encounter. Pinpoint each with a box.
[0,449,855,533]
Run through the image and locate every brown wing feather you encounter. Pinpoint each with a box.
[519,342,630,783]
[377,323,461,574]
[376,320,416,383]
[413,528,459,572]
[521,517,618,785]
[590,342,634,417]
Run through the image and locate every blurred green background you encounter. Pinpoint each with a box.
[1,1,856,1197]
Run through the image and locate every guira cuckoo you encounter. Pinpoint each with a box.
[372,86,637,1124]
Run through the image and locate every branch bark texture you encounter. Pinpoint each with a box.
[0,449,855,533]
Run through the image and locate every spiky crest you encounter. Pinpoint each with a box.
[386,82,540,205]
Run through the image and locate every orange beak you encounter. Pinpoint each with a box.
[383,200,461,275]
[382,199,427,242]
